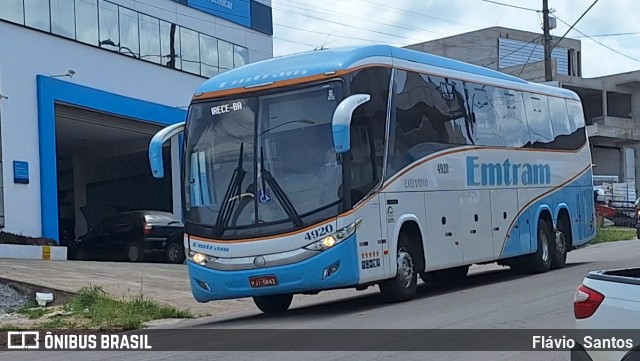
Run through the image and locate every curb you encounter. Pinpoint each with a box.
[0,277,75,307]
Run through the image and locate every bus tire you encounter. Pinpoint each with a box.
[253,294,293,314]
[379,233,418,302]
[528,218,553,273]
[551,219,569,269]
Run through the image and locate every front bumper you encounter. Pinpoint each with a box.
[187,234,360,301]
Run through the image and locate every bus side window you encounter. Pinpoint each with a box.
[523,93,554,146]
[387,71,471,178]
[349,67,390,203]
[466,84,506,146]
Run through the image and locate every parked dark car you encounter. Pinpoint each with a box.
[68,206,185,264]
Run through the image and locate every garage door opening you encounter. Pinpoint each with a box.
[55,104,181,262]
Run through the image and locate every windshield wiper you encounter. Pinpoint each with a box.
[260,147,303,227]
[214,142,247,236]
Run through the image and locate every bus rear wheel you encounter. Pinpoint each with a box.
[527,218,553,273]
[253,294,293,314]
[379,234,418,302]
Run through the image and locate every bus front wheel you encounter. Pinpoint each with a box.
[253,294,293,314]
[379,234,418,302]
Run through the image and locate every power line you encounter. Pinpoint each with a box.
[575,32,640,38]
[273,23,408,46]
[554,15,640,63]
[359,0,477,28]
[481,0,539,12]
[271,6,424,42]
[552,0,599,50]
[278,0,443,36]
[518,42,539,77]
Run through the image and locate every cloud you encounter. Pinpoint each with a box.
[271,0,640,78]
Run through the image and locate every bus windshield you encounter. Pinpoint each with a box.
[184,82,344,238]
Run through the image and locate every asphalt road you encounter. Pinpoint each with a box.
[4,239,639,361]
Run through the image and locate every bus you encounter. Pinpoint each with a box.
[148,45,596,313]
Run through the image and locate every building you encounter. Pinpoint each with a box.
[0,0,273,242]
[408,27,640,201]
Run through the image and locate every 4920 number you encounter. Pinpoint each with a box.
[304,224,334,241]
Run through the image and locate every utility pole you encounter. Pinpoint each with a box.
[542,0,553,81]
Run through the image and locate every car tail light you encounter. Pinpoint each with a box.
[574,284,605,319]
[143,223,153,237]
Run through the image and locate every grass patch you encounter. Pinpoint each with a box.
[17,285,192,330]
[592,226,637,244]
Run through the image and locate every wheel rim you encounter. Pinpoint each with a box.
[540,230,549,263]
[397,248,415,288]
[168,246,179,261]
[128,245,139,260]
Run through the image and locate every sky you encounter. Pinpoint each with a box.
[270,0,640,78]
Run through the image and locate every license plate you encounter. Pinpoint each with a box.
[249,275,278,288]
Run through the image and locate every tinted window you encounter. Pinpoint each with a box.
[567,99,586,130]
[467,84,504,146]
[180,27,200,74]
[51,0,76,39]
[388,70,470,176]
[139,14,160,64]
[524,93,554,145]
[199,33,218,77]
[25,0,51,31]
[160,20,180,69]
[500,90,530,147]
[349,68,390,201]
[98,0,119,51]
[548,96,571,137]
[76,0,98,45]
[0,0,25,24]
[218,39,234,72]
[234,45,248,68]
[119,6,139,57]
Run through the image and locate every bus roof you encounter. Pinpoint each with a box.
[195,45,579,101]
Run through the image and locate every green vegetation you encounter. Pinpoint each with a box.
[17,285,192,330]
[592,226,637,244]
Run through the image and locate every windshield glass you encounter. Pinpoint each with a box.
[184,82,343,238]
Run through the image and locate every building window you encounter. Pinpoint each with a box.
[0,0,25,25]
[0,0,251,77]
[98,0,119,51]
[218,40,234,73]
[139,14,160,64]
[24,0,51,32]
[160,20,180,69]
[75,0,98,45]
[50,0,76,39]
[199,33,218,77]
[118,6,139,58]
[180,27,200,75]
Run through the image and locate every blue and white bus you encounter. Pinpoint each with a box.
[149,45,596,313]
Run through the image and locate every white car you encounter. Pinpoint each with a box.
[573,268,640,361]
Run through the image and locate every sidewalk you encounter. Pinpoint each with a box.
[0,259,255,317]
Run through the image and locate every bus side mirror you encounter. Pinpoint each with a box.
[149,122,185,178]
[331,94,371,154]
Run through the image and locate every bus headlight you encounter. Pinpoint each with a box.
[304,218,362,251]
[189,251,216,266]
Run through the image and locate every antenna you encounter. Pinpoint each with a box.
[315,34,332,51]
